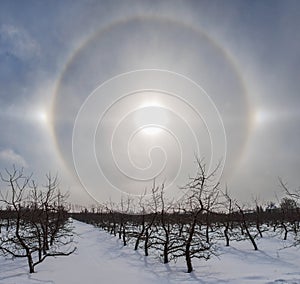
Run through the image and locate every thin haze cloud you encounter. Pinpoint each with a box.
[0,148,28,168]
[0,24,40,60]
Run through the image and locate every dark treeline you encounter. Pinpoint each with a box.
[71,207,300,227]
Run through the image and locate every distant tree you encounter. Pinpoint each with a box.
[280,197,297,211]
[278,178,300,241]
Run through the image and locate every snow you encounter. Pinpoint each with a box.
[1,220,300,284]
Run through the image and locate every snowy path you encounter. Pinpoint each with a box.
[36,221,158,284]
[1,219,300,284]
[0,220,160,284]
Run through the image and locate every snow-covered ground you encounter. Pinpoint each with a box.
[0,220,300,284]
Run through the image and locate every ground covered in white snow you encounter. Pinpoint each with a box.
[0,219,299,284]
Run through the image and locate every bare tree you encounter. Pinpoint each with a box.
[278,178,300,242]
[131,190,147,251]
[279,177,300,202]
[221,187,235,247]
[151,183,178,264]
[174,158,220,273]
[142,183,159,256]
[235,203,258,251]
[253,197,267,238]
[0,167,75,273]
[116,196,132,246]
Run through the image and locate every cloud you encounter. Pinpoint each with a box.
[0,24,40,60]
[0,149,28,168]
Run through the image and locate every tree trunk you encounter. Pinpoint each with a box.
[185,215,197,273]
[240,209,258,250]
[113,223,116,236]
[205,214,210,243]
[122,224,126,246]
[144,229,149,256]
[244,225,258,250]
[163,240,169,264]
[27,251,34,273]
[163,225,169,264]
[256,220,263,238]
[282,222,288,240]
[135,221,145,251]
[224,225,230,246]
[6,218,10,231]
[118,226,122,239]
[144,214,156,257]
[205,225,210,244]
[185,244,193,273]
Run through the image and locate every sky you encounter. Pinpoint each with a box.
[0,0,299,206]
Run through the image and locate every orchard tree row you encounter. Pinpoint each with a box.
[73,159,300,273]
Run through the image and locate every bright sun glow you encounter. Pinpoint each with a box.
[138,100,164,135]
[140,100,162,108]
[36,110,48,124]
[253,109,273,127]
[142,126,162,135]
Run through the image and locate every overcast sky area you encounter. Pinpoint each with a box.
[0,0,299,206]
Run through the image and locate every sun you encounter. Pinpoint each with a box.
[140,100,162,109]
[142,126,162,135]
[137,99,165,136]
